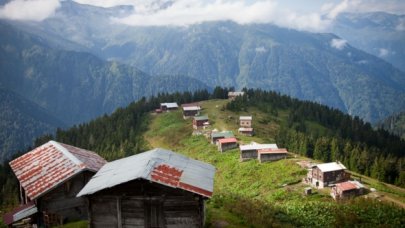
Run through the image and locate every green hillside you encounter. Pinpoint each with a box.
[1,90,404,227]
[142,99,404,227]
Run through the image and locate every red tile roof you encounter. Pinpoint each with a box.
[217,137,238,144]
[258,148,288,154]
[9,141,106,200]
[336,181,357,192]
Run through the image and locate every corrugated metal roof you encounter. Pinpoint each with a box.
[181,102,201,108]
[211,131,234,138]
[336,181,357,191]
[217,137,238,144]
[194,115,209,121]
[2,202,37,225]
[240,142,278,151]
[161,102,179,108]
[238,127,253,131]
[183,106,201,111]
[315,162,346,172]
[77,148,216,198]
[228,92,245,96]
[240,116,252,121]
[9,141,106,200]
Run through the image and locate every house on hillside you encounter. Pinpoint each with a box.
[77,148,215,228]
[239,116,252,128]
[211,131,234,144]
[193,116,209,129]
[228,91,245,100]
[238,127,254,136]
[239,142,278,161]
[331,180,365,200]
[258,148,288,163]
[217,137,238,152]
[306,162,350,189]
[3,141,106,227]
[160,102,179,112]
[182,103,201,118]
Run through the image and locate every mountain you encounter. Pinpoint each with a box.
[331,12,405,72]
[0,21,210,160]
[377,112,405,140]
[5,0,405,123]
[0,88,64,162]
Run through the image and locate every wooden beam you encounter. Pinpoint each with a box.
[117,196,122,228]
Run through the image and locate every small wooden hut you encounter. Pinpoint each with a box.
[3,141,106,227]
[258,148,288,162]
[193,116,209,129]
[306,162,350,188]
[77,148,216,228]
[160,102,179,111]
[239,142,278,161]
[217,137,238,152]
[228,91,245,100]
[210,131,234,144]
[331,180,365,200]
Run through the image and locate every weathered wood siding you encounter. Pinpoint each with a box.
[240,150,257,161]
[259,153,286,163]
[87,180,204,228]
[218,143,238,152]
[38,171,93,223]
[311,168,349,188]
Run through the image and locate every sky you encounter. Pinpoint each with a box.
[0,0,404,31]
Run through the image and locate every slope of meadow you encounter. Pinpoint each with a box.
[144,99,404,227]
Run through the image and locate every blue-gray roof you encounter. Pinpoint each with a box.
[77,148,215,197]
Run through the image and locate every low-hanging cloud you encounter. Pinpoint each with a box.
[330,38,348,50]
[0,0,60,21]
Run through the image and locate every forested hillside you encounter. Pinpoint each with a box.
[1,88,405,227]
[377,112,405,140]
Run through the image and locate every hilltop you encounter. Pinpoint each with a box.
[143,99,405,227]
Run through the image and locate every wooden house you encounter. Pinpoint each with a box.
[238,127,254,136]
[258,148,288,163]
[160,102,179,111]
[77,148,215,228]
[228,91,245,100]
[193,116,209,129]
[239,116,252,128]
[307,162,350,189]
[182,104,201,118]
[211,131,234,144]
[217,137,238,152]
[3,141,106,227]
[239,142,278,161]
[331,180,365,200]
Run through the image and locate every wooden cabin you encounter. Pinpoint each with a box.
[193,116,209,129]
[307,162,350,189]
[217,137,238,152]
[77,148,215,228]
[182,105,201,118]
[258,148,288,163]
[211,131,234,144]
[160,102,179,111]
[239,142,278,161]
[238,127,254,136]
[239,116,252,128]
[228,91,245,100]
[3,141,106,227]
[331,181,365,200]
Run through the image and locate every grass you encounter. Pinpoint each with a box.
[141,99,405,227]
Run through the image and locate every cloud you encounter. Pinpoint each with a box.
[396,18,405,31]
[378,48,389,57]
[330,38,347,50]
[0,0,60,21]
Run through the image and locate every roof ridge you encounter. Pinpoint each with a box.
[49,141,84,166]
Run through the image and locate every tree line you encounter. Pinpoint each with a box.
[227,88,405,186]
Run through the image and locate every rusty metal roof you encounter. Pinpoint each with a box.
[9,141,106,200]
[217,138,238,144]
[77,148,216,198]
[2,202,37,225]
